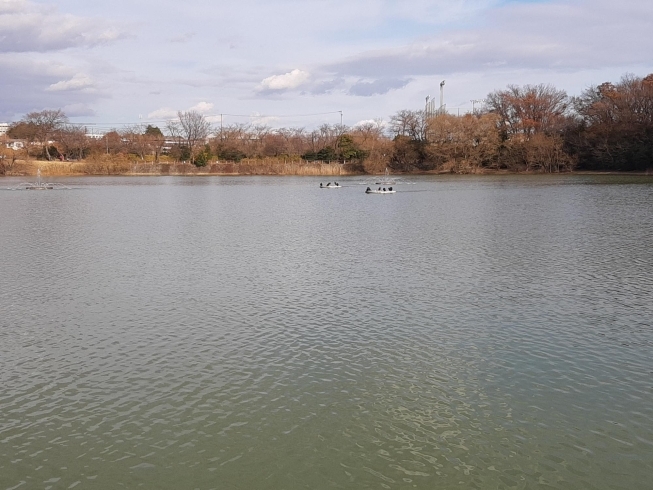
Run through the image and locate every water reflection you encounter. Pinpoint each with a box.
[1,175,652,489]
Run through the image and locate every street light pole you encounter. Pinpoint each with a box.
[439,80,445,113]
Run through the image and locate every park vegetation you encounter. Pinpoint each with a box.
[2,73,652,176]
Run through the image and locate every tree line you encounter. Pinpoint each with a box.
[4,73,652,173]
[388,73,653,173]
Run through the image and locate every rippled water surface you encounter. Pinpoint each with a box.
[1,174,653,489]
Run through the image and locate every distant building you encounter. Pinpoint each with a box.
[6,140,25,151]
[0,123,9,136]
[162,136,183,152]
[86,133,105,140]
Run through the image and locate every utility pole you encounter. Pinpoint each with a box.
[339,111,343,127]
[470,99,486,114]
[220,114,223,140]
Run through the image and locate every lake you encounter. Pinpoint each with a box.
[1,174,652,489]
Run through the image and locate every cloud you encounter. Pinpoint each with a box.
[147,102,214,120]
[0,0,25,14]
[147,107,177,120]
[348,78,412,96]
[307,77,345,95]
[4,0,651,126]
[249,113,280,126]
[189,101,214,113]
[205,114,223,124]
[0,0,127,53]
[46,73,95,92]
[62,103,96,117]
[169,33,195,43]
[260,69,310,91]
[0,56,105,119]
[323,0,653,79]
[354,118,387,128]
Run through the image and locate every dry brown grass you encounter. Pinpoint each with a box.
[9,157,132,176]
[1,156,362,177]
[235,160,352,175]
[34,160,83,176]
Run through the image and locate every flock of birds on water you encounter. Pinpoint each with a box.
[320,178,398,194]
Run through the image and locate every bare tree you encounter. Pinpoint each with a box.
[316,124,340,149]
[572,73,653,171]
[122,125,151,161]
[0,144,17,175]
[21,109,68,160]
[425,113,501,171]
[352,120,385,143]
[389,110,428,141]
[276,127,307,156]
[261,132,287,157]
[103,130,124,155]
[167,111,212,164]
[485,84,569,138]
[57,125,90,160]
[575,74,653,128]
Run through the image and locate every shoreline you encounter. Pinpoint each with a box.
[1,159,651,178]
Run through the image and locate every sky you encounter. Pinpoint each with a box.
[1,0,652,130]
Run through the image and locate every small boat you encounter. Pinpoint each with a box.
[320,182,342,188]
[365,187,395,194]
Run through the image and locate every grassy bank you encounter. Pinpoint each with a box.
[1,157,360,177]
[3,158,650,178]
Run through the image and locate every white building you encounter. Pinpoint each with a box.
[6,140,25,150]
[0,123,9,136]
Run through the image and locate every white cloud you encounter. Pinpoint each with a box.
[354,119,387,128]
[307,77,345,95]
[260,69,310,91]
[169,33,195,43]
[0,0,127,53]
[348,78,412,97]
[147,107,177,120]
[324,0,653,80]
[250,113,280,126]
[147,102,214,120]
[0,56,105,119]
[189,101,214,113]
[62,103,96,117]
[205,114,223,123]
[46,73,95,92]
[0,0,26,14]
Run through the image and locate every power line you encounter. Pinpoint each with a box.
[70,110,343,127]
[217,111,341,118]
